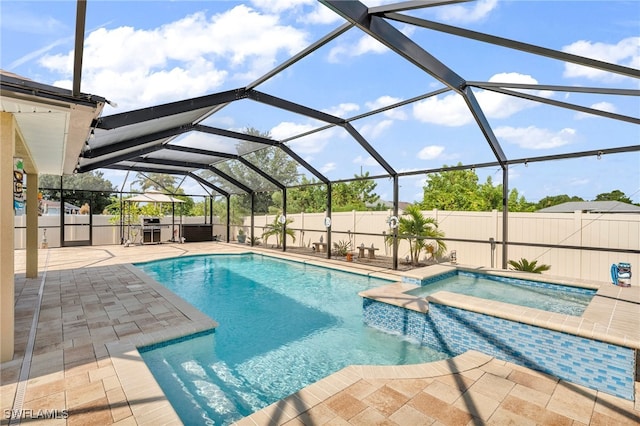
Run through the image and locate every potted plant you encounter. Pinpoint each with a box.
[237,228,246,244]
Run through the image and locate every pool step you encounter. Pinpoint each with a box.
[158,356,265,425]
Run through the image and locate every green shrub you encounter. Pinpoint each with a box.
[332,240,351,256]
[508,258,551,273]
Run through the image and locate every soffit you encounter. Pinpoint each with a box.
[0,72,105,175]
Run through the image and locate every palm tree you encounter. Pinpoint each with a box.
[262,213,296,248]
[387,204,446,265]
[508,258,551,273]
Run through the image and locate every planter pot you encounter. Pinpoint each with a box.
[237,235,246,243]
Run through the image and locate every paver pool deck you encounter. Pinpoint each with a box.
[2,243,639,425]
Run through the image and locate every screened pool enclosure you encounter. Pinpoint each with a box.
[43,1,640,269]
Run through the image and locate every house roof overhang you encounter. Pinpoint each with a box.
[0,70,106,175]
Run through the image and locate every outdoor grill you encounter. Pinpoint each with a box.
[141,217,162,244]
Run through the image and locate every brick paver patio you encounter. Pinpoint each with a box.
[2,243,638,425]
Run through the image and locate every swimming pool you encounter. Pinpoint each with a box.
[406,270,595,316]
[136,254,449,426]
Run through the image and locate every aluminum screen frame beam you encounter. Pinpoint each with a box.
[321,0,507,166]
[82,124,194,158]
[163,144,285,190]
[468,81,640,97]
[187,172,230,198]
[78,143,167,173]
[195,124,328,185]
[247,22,354,90]
[278,144,329,184]
[384,13,640,80]
[343,122,396,176]
[207,165,252,195]
[194,124,280,146]
[247,89,397,177]
[463,86,507,164]
[72,0,87,97]
[95,88,249,130]
[131,156,253,194]
[476,86,640,125]
[368,0,472,14]
[247,89,345,125]
[108,164,230,198]
[322,0,466,90]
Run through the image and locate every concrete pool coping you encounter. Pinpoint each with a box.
[4,243,639,425]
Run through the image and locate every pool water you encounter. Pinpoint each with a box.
[407,271,595,316]
[136,254,449,426]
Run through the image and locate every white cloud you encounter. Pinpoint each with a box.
[436,0,498,24]
[172,132,241,154]
[359,119,393,139]
[568,177,590,187]
[574,101,617,120]
[562,37,640,82]
[327,25,414,63]
[417,145,445,160]
[412,92,472,126]
[352,155,379,167]
[478,73,554,118]
[2,8,67,34]
[412,72,551,126]
[271,121,315,139]
[250,0,313,14]
[495,126,577,150]
[328,34,388,63]
[7,37,73,70]
[323,103,359,117]
[366,96,408,120]
[40,6,309,110]
[320,162,336,173]
[273,122,334,154]
[301,2,344,25]
[414,177,427,188]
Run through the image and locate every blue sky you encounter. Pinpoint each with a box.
[1,0,639,204]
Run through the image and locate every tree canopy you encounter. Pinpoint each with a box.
[536,194,584,209]
[202,127,300,214]
[39,171,116,214]
[420,164,536,212]
[419,164,635,212]
[594,190,634,204]
[332,172,383,212]
[131,172,195,215]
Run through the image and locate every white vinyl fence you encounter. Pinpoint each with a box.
[14,209,639,283]
[248,209,639,284]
